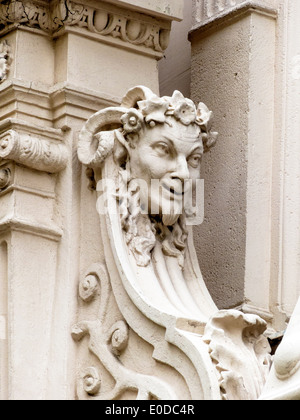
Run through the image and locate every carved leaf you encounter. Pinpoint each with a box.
[204,310,272,400]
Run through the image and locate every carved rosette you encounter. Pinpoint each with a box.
[0,0,171,55]
[0,130,68,173]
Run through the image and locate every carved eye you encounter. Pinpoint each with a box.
[153,142,170,157]
[187,154,201,168]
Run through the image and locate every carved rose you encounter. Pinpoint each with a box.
[166,91,197,126]
[174,101,197,126]
[195,102,218,151]
[196,102,213,131]
[138,96,169,125]
[121,109,144,134]
[202,132,218,152]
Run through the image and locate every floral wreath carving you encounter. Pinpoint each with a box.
[121,90,218,152]
[78,86,218,171]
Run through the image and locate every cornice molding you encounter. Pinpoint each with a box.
[0,0,171,56]
[0,79,122,126]
[190,0,278,37]
[0,214,63,241]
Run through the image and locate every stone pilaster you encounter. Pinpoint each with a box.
[190,0,279,326]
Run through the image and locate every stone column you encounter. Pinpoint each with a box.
[189,1,279,324]
[270,0,300,327]
[0,0,182,400]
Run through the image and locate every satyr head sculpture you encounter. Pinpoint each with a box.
[76,88,274,401]
[78,86,218,268]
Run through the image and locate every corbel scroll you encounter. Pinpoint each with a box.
[0,130,68,173]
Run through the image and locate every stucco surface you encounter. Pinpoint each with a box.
[191,17,251,308]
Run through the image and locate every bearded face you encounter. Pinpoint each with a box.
[78,87,217,267]
[126,118,203,227]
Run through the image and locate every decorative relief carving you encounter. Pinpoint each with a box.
[79,87,218,269]
[0,167,11,191]
[72,263,176,400]
[0,0,171,54]
[0,40,10,83]
[81,367,101,396]
[0,130,68,173]
[203,310,272,400]
[0,0,52,31]
[76,86,272,400]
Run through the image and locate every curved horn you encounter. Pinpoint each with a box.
[78,107,128,167]
[121,85,155,108]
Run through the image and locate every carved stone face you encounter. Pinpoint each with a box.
[127,119,203,225]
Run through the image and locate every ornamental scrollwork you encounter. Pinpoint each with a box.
[0,130,68,173]
[72,263,176,400]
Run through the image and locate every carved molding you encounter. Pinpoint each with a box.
[204,310,271,400]
[0,129,68,173]
[72,263,176,400]
[0,0,171,55]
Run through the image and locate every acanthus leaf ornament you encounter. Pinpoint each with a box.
[72,263,176,400]
[203,310,272,400]
[0,1,171,55]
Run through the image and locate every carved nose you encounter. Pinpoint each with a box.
[172,155,190,182]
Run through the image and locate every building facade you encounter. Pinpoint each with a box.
[0,0,299,400]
